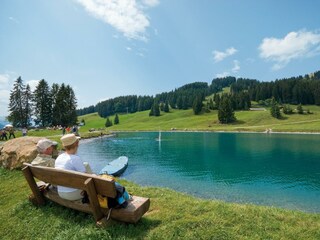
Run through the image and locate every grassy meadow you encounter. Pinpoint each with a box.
[1,168,320,240]
[1,104,320,239]
[78,104,320,133]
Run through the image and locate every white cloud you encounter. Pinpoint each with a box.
[142,0,159,7]
[216,72,230,78]
[76,0,159,41]
[232,60,240,73]
[0,90,10,103]
[0,90,10,117]
[137,52,145,57]
[126,47,132,51]
[26,80,40,91]
[9,16,20,24]
[0,74,10,86]
[259,30,320,70]
[213,47,237,62]
[216,60,240,78]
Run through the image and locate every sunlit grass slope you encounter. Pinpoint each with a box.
[79,105,320,133]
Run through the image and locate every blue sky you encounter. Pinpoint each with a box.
[1,0,320,116]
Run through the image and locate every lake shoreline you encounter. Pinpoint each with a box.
[79,131,320,213]
[109,129,320,135]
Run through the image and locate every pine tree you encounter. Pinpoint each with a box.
[114,114,119,124]
[33,79,53,127]
[192,96,203,115]
[218,94,236,123]
[105,117,113,127]
[51,83,61,126]
[297,103,304,114]
[176,96,183,109]
[65,85,78,125]
[153,101,160,116]
[209,98,215,110]
[52,84,77,126]
[214,94,220,109]
[23,84,32,127]
[164,101,169,112]
[270,97,281,119]
[7,77,26,127]
[149,101,160,116]
[149,105,154,116]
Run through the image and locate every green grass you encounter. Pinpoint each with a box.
[1,168,320,240]
[78,105,320,133]
[1,105,320,239]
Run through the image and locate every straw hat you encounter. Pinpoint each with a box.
[60,134,81,147]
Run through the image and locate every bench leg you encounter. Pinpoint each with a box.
[84,178,104,222]
[22,166,45,205]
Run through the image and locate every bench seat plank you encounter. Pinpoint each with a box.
[42,185,150,223]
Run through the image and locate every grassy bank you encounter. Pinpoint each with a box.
[1,168,320,240]
[1,107,319,239]
[78,105,320,133]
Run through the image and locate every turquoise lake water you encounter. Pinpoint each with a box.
[77,132,320,213]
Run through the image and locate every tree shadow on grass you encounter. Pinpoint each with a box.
[233,120,246,125]
[280,116,288,120]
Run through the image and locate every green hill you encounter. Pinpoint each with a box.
[79,104,320,133]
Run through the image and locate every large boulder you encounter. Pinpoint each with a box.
[0,137,44,170]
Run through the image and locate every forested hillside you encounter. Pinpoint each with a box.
[77,70,320,118]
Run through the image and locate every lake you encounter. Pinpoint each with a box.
[77,131,320,213]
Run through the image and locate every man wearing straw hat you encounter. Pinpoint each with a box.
[55,133,93,200]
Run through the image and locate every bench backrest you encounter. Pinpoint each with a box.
[23,163,117,198]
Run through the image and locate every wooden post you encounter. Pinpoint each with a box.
[84,178,104,221]
[22,166,45,205]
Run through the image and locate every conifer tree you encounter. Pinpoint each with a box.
[114,113,119,124]
[270,97,281,119]
[192,96,203,115]
[214,93,221,109]
[297,103,304,114]
[218,94,236,123]
[7,77,26,127]
[209,98,215,110]
[105,117,113,127]
[52,84,77,126]
[149,101,160,116]
[33,79,53,127]
[23,84,32,127]
[164,101,170,112]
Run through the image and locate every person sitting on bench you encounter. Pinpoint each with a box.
[55,134,91,201]
[31,139,58,167]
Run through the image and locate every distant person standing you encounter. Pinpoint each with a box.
[8,128,15,139]
[1,129,8,140]
[22,127,28,136]
[0,129,4,140]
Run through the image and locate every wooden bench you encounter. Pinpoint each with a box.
[22,163,150,224]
